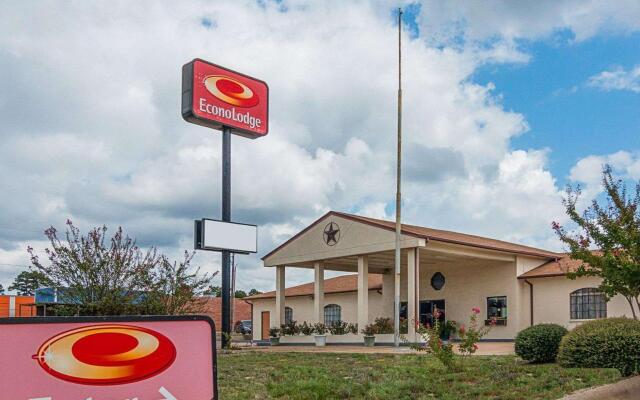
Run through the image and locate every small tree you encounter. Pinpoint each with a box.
[0,284,4,295]
[148,251,215,315]
[28,220,213,316]
[204,285,222,297]
[234,289,247,298]
[8,270,52,296]
[553,165,640,319]
[248,288,262,296]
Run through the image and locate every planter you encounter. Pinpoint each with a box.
[269,337,280,346]
[363,335,375,347]
[314,335,327,347]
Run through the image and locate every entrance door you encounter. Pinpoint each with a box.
[419,299,445,327]
[261,311,270,340]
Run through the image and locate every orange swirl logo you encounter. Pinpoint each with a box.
[204,75,259,108]
[32,324,176,385]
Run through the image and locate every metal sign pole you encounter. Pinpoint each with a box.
[221,127,232,348]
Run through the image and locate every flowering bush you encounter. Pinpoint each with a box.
[458,307,495,359]
[411,309,457,370]
[409,307,494,371]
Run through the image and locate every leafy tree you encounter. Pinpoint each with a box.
[146,251,217,315]
[0,284,4,295]
[234,289,247,298]
[27,220,214,316]
[8,270,52,296]
[248,288,262,296]
[204,285,222,297]
[553,165,640,319]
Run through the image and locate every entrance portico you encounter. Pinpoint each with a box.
[259,211,561,343]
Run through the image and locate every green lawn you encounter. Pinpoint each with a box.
[217,351,621,400]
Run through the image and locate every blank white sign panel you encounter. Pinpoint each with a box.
[202,219,257,253]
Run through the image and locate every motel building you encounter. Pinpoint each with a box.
[245,211,636,344]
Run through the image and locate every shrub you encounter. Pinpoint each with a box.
[347,322,358,334]
[313,322,327,335]
[373,317,394,334]
[280,320,299,336]
[361,323,376,336]
[457,307,494,358]
[515,324,568,363]
[328,320,349,335]
[269,327,280,338]
[558,318,640,376]
[299,321,314,335]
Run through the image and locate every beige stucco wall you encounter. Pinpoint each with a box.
[263,214,424,267]
[413,260,521,340]
[530,275,639,329]
[250,269,639,341]
[249,288,385,341]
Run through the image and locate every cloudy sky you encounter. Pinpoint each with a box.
[1,0,639,293]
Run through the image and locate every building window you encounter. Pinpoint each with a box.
[487,296,507,319]
[324,304,341,325]
[431,272,445,290]
[570,288,607,320]
[285,306,293,324]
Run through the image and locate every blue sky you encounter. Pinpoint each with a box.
[474,32,640,186]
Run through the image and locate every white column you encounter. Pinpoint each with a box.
[314,262,325,323]
[415,248,420,328]
[275,266,285,327]
[357,255,369,332]
[408,248,417,341]
[382,272,395,318]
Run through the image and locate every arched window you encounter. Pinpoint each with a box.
[285,306,293,324]
[570,288,607,320]
[324,304,341,325]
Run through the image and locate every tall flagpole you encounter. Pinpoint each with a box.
[394,7,403,348]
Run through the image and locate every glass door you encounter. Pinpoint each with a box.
[419,299,445,328]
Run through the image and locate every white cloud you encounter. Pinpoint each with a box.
[588,65,640,93]
[0,1,638,292]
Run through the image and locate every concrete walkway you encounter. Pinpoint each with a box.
[244,342,515,356]
[560,376,640,400]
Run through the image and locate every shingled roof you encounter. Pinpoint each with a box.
[245,274,383,300]
[264,211,561,260]
[518,255,586,279]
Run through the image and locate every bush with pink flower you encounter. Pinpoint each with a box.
[408,307,494,371]
[458,307,495,359]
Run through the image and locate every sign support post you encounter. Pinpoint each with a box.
[182,58,267,349]
[221,127,232,348]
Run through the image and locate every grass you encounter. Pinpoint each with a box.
[217,351,621,400]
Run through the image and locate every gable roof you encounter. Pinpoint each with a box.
[244,274,383,300]
[263,211,561,261]
[518,255,585,279]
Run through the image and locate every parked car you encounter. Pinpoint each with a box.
[234,320,252,335]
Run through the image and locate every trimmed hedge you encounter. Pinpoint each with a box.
[515,323,568,363]
[558,318,640,376]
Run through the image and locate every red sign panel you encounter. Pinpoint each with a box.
[182,59,269,139]
[0,315,217,400]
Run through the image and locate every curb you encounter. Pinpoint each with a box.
[560,376,640,400]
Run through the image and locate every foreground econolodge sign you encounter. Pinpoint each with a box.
[182,58,269,139]
[0,316,217,400]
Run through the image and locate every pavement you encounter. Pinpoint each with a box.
[238,341,515,356]
[560,375,640,400]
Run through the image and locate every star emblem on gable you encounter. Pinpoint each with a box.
[323,222,340,246]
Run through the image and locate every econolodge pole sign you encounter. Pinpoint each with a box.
[181,58,268,349]
[182,58,269,138]
[0,316,218,400]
